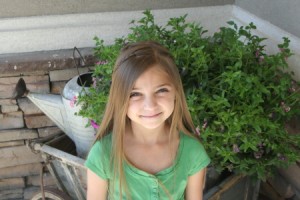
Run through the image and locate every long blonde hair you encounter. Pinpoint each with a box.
[95,41,197,199]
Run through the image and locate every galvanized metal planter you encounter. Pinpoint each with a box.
[25,72,96,158]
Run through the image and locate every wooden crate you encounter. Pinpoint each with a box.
[204,174,260,200]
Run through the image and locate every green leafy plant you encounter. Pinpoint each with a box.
[77,10,300,181]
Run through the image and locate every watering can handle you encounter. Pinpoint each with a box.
[73,46,87,87]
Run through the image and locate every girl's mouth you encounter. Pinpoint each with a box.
[140,112,162,118]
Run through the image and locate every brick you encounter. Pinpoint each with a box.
[1,105,18,113]
[0,75,49,99]
[0,99,16,105]
[0,177,25,190]
[0,189,23,200]
[0,145,42,168]
[51,81,67,94]
[0,163,40,179]
[0,129,38,142]
[0,111,24,130]
[24,114,56,129]
[0,140,24,148]
[38,126,63,137]
[17,97,43,115]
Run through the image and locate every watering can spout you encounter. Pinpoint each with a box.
[26,93,72,138]
[14,78,72,139]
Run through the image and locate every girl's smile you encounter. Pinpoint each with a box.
[140,112,162,118]
[127,65,175,130]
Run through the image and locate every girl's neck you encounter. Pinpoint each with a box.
[128,123,169,145]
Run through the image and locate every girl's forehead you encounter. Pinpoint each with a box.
[133,65,173,88]
[137,65,171,81]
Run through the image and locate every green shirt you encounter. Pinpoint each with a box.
[85,132,210,200]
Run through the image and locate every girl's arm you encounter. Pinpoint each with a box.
[185,168,207,200]
[87,169,108,200]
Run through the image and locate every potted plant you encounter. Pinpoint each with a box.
[77,10,300,197]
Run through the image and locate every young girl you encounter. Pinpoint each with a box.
[85,41,210,200]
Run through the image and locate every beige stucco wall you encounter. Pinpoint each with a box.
[235,0,300,80]
[0,0,233,18]
[235,0,300,38]
[0,6,234,54]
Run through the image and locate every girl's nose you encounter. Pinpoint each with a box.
[144,95,157,110]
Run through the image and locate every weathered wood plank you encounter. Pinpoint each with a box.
[0,145,42,168]
[0,188,23,200]
[0,99,16,105]
[0,129,38,142]
[278,163,300,193]
[0,48,95,76]
[204,174,260,200]
[260,181,291,200]
[0,177,25,190]
[0,105,18,113]
[0,111,24,130]
[24,114,56,129]
[0,140,24,148]
[0,163,40,179]
[17,97,43,115]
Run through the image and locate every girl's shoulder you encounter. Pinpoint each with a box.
[179,132,208,157]
[85,134,112,179]
[90,133,113,155]
[179,132,211,174]
[94,133,112,144]
[180,132,202,146]
[96,133,112,143]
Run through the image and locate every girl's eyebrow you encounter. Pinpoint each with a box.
[132,83,171,90]
[156,83,172,88]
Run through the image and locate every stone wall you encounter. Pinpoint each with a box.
[0,48,95,199]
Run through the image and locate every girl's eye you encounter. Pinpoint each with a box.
[157,88,169,93]
[130,92,141,98]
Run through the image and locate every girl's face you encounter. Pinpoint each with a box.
[127,65,176,130]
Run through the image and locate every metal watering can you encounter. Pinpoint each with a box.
[23,72,96,158]
[15,48,96,158]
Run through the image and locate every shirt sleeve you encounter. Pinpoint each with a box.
[85,140,111,180]
[187,138,211,176]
